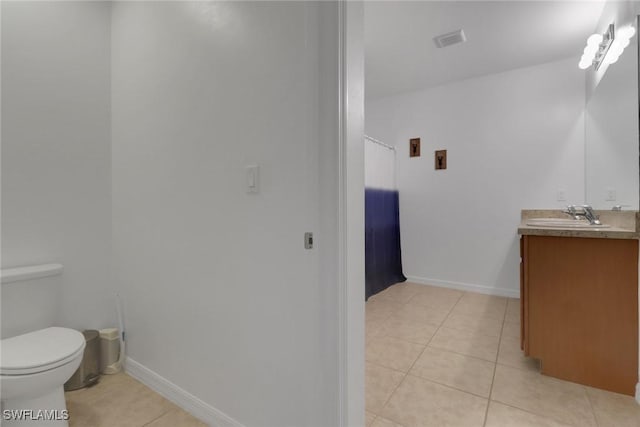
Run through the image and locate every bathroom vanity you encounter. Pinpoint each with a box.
[518,210,639,395]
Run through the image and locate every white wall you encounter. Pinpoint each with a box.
[366,57,585,296]
[1,1,114,334]
[111,2,341,426]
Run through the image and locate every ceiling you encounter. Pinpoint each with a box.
[365,1,606,100]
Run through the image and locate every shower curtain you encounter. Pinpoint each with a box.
[365,137,406,300]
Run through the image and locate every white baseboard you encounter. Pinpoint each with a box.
[405,275,520,299]
[125,357,245,427]
[636,382,640,404]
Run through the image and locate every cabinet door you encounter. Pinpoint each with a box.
[526,236,638,395]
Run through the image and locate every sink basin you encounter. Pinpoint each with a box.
[526,218,611,228]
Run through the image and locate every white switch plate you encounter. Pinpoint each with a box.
[556,189,566,201]
[246,165,259,194]
[606,188,616,201]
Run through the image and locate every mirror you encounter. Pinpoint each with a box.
[585,16,640,209]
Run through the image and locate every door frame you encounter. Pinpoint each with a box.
[337,1,365,425]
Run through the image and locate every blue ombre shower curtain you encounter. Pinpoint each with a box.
[365,137,406,300]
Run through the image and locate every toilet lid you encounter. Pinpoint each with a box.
[1,327,86,375]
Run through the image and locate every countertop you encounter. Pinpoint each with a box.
[518,209,640,240]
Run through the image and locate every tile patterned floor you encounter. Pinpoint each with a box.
[62,282,640,427]
[366,282,640,427]
[65,372,206,427]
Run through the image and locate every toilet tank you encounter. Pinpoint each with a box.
[1,264,63,339]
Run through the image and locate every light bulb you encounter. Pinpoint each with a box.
[587,33,603,45]
[609,44,624,57]
[618,26,636,41]
[579,58,592,69]
[605,54,620,65]
[583,46,599,57]
[603,44,622,64]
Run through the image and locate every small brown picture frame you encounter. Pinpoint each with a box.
[410,138,421,157]
[435,150,447,170]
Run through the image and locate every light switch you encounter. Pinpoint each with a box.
[246,165,259,194]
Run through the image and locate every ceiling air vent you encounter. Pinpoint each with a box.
[433,29,467,48]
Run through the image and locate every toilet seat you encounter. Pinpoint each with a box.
[1,327,85,376]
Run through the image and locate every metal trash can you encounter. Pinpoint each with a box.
[64,330,100,391]
[99,328,121,374]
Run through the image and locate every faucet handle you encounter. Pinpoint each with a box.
[612,205,631,211]
[581,205,601,225]
[563,205,579,218]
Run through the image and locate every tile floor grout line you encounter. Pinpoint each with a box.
[415,289,465,360]
[491,397,585,426]
[494,360,540,373]
[481,298,508,427]
[367,340,484,391]
[140,409,172,427]
[64,373,206,427]
[366,307,398,340]
[367,308,396,325]
[368,337,502,379]
[426,342,498,364]
[374,370,408,425]
[369,290,454,344]
[365,359,410,375]
[400,290,465,375]
[583,385,603,427]
[403,290,496,421]
[373,315,443,346]
[369,288,465,422]
[366,292,414,423]
[440,310,505,331]
[403,372,493,401]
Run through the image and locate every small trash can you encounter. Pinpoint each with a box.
[64,330,100,391]
[99,328,121,374]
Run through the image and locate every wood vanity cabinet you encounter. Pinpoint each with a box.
[520,235,638,395]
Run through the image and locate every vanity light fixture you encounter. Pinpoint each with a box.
[579,23,636,70]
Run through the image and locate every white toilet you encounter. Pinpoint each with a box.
[1,265,85,426]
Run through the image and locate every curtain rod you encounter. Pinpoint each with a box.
[364,135,395,151]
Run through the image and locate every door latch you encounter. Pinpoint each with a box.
[304,232,313,249]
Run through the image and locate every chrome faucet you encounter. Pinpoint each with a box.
[564,205,579,219]
[563,205,601,225]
